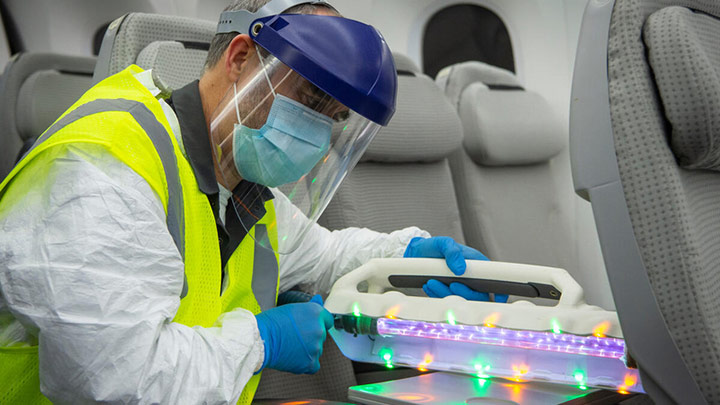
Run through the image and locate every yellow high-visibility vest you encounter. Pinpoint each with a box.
[0,65,279,404]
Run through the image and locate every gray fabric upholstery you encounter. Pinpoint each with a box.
[97,13,214,79]
[16,71,91,137]
[319,52,465,243]
[448,150,575,267]
[438,61,580,273]
[645,7,720,170]
[361,74,463,163]
[320,162,464,240]
[459,82,564,166]
[0,53,95,180]
[607,0,720,399]
[136,41,208,93]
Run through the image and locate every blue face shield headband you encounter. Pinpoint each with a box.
[231,51,334,187]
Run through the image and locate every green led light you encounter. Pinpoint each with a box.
[579,385,588,390]
[352,303,361,317]
[574,372,585,383]
[312,178,317,184]
[473,363,491,378]
[551,318,562,334]
[359,385,382,393]
[447,311,456,326]
[343,125,349,131]
[282,235,288,241]
[474,378,491,396]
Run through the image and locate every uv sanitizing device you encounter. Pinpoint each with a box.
[324,258,643,394]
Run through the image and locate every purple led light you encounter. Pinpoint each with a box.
[376,318,626,359]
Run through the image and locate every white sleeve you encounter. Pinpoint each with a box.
[0,146,263,404]
[273,189,430,294]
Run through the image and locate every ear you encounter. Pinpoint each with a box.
[224,34,255,83]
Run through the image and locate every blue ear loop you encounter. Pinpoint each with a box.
[231,48,334,188]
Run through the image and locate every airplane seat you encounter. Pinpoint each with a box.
[0,52,95,180]
[435,61,604,299]
[315,52,465,385]
[318,53,465,242]
[570,0,720,402]
[136,41,208,92]
[93,13,214,83]
[93,12,357,402]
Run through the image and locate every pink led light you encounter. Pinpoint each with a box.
[376,318,626,359]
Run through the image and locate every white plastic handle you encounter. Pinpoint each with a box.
[332,258,586,308]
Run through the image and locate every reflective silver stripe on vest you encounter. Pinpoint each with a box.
[252,224,279,311]
[28,98,188,297]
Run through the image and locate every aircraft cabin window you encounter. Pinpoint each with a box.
[423,4,514,78]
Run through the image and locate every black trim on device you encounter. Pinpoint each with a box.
[388,275,562,300]
[487,84,524,91]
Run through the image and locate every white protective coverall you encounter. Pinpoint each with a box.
[0,70,429,404]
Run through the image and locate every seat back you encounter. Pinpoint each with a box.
[571,0,720,402]
[436,61,614,308]
[0,52,95,180]
[318,53,465,242]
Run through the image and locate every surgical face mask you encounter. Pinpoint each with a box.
[232,86,333,187]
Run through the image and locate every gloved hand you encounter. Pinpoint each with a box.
[404,236,488,275]
[404,236,508,302]
[423,279,509,303]
[255,295,334,374]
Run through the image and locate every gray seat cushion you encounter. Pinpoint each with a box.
[645,6,720,170]
[95,13,214,79]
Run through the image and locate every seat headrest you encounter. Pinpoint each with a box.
[393,53,421,74]
[437,61,564,166]
[645,6,720,170]
[437,61,519,109]
[360,53,463,163]
[136,41,208,92]
[16,70,93,139]
[0,53,95,142]
[95,13,214,80]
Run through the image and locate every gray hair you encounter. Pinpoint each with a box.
[204,1,340,69]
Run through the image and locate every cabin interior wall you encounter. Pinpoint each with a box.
[0,0,613,308]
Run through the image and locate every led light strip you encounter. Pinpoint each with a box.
[376,318,626,359]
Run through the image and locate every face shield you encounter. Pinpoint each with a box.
[211,48,383,254]
[211,12,397,254]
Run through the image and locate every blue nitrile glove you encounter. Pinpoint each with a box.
[422,279,509,303]
[404,236,508,302]
[255,294,334,374]
[404,236,489,275]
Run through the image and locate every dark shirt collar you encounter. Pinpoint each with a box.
[166,80,219,195]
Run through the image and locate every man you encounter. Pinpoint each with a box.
[0,0,492,403]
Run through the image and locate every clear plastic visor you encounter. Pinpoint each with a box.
[210,47,382,254]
